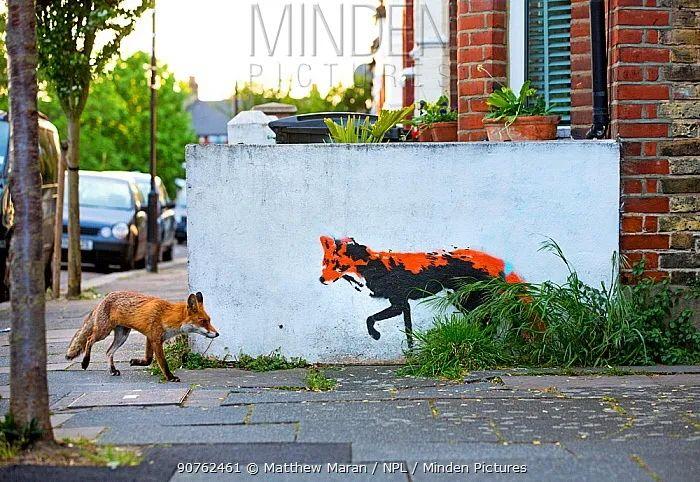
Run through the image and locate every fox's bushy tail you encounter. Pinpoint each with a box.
[66,311,95,360]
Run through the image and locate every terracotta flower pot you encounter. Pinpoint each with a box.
[416,126,434,142]
[430,121,458,142]
[483,115,560,142]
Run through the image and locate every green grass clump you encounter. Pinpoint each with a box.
[66,438,142,468]
[405,240,700,379]
[232,349,308,372]
[0,413,43,457]
[150,336,227,378]
[400,314,514,379]
[305,368,337,391]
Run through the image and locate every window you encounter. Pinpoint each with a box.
[527,0,572,123]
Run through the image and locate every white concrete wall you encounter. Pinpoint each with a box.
[187,141,620,363]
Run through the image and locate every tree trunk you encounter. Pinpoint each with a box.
[6,0,54,441]
[51,141,67,299]
[66,115,81,297]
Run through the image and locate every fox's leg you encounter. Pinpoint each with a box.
[366,304,404,341]
[402,303,413,350]
[82,311,112,370]
[105,326,131,376]
[129,342,153,367]
[151,339,180,382]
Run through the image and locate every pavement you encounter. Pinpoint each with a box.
[0,251,698,481]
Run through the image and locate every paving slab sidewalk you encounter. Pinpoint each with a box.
[0,264,698,481]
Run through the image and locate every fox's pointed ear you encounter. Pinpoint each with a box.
[187,294,198,312]
[195,292,204,304]
[320,236,334,250]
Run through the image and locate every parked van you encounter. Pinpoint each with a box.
[0,112,61,301]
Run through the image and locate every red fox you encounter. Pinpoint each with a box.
[319,236,523,347]
[66,291,218,382]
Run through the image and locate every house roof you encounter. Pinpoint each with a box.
[186,99,234,137]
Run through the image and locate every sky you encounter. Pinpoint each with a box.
[121,0,381,100]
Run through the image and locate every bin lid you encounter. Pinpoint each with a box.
[268,112,378,133]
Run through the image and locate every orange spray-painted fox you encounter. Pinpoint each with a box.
[319,236,523,347]
[66,291,218,382]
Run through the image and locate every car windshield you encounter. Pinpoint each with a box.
[69,176,133,210]
[0,121,9,175]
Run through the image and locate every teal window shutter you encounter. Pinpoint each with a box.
[527,0,572,123]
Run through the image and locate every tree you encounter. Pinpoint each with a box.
[237,81,372,115]
[6,0,53,440]
[0,14,8,112]
[36,0,150,297]
[39,52,195,195]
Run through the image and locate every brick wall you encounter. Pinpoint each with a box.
[570,0,593,139]
[612,0,700,283]
[451,0,699,282]
[449,0,458,109]
[657,1,700,283]
[456,0,507,141]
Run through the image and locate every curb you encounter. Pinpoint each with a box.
[0,257,187,312]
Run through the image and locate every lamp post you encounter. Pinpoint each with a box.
[146,1,159,273]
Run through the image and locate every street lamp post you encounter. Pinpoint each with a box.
[146,2,159,273]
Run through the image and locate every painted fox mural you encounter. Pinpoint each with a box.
[319,236,523,348]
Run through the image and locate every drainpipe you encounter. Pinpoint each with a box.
[586,0,609,139]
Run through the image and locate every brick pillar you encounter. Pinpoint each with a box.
[570,0,593,139]
[449,0,458,110]
[456,0,507,141]
[403,0,415,108]
[612,0,699,283]
[657,2,700,284]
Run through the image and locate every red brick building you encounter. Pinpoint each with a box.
[399,0,699,283]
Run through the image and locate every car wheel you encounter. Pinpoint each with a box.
[121,243,135,271]
[44,258,53,292]
[95,260,110,273]
[162,246,173,262]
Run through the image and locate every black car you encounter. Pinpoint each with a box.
[0,112,61,300]
[62,171,147,271]
[174,185,186,244]
[106,172,177,261]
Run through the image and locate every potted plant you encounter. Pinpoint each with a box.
[482,80,560,142]
[412,96,458,142]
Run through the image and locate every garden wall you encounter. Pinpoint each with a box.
[186,141,620,363]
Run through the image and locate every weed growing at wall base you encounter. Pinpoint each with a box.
[403,240,700,379]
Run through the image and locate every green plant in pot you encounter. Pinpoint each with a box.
[412,95,458,142]
[481,67,560,141]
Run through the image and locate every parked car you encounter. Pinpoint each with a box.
[174,184,186,244]
[106,172,176,261]
[0,112,61,301]
[62,171,147,272]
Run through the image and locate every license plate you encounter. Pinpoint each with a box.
[61,237,93,251]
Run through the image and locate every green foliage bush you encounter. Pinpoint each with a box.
[234,350,309,372]
[412,95,458,127]
[0,413,43,451]
[403,241,700,379]
[38,52,195,195]
[324,106,413,143]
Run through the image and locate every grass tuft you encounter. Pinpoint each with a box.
[305,368,337,391]
[404,240,700,379]
[149,336,227,379]
[232,350,308,372]
[64,438,142,468]
[400,314,514,379]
